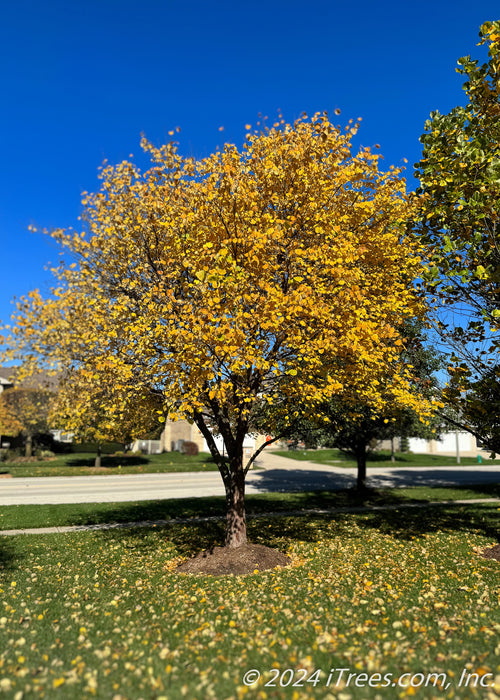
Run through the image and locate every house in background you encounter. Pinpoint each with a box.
[205,431,267,463]
[408,431,494,458]
[131,419,205,455]
[0,368,14,394]
[0,367,273,458]
[377,430,494,460]
[133,419,266,460]
[0,366,57,393]
[160,419,205,453]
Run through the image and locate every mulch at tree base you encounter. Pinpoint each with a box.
[480,544,500,562]
[176,543,291,575]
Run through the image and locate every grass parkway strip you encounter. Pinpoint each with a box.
[0,498,498,699]
[1,484,500,531]
[2,448,500,478]
[0,497,499,537]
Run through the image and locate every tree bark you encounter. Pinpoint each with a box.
[356,447,367,491]
[224,461,247,548]
[94,444,102,468]
[25,435,32,458]
[193,410,248,548]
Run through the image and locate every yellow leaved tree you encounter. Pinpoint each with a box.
[50,368,164,466]
[3,113,431,547]
[0,399,22,449]
[0,387,53,457]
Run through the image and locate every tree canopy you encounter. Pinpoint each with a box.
[49,368,164,465]
[4,112,432,546]
[256,320,443,489]
[0,397,22,440]
[0,387,53,456]
[415,21,500,451]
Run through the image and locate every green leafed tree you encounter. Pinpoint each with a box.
[321,403,442,489]
[415,21,500,452]
[257,321,443,490]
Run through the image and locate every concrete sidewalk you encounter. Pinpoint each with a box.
[1,497,498,537]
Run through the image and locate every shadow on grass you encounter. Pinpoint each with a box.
[92,484,500,558]
[97,517,227,557]
[0,538,20,571]
[52,488,435,530]
[64,454,221,469]
[248,493,500,547]
[248,466,500,493]
[66,456,150,467]
[94,502,500,560]
[51,481,500,532]
[351,502,500,542]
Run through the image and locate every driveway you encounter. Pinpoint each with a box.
[0,451,498,505]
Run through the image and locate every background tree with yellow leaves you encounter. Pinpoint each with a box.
[0,387,53,457]
[50,369,164,467]
[0,399,22,455]
[4,113,431,549]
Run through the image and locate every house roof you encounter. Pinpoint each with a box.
[0,367,58,391]
[0,367,15,385]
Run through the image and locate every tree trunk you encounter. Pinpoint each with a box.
[224,457,247,548]
[94,444,102,468]
[390,437,395,463]
[356,448,367,491]
[191,411,248,549]
[25,435,33,458]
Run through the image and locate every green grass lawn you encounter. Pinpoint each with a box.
[0,501,498,698]
[0,451,219,477]
[0,484,499,531]
[2,448,498,478]
[274,448,500,468]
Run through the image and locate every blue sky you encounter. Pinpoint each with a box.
[1,0,498,335]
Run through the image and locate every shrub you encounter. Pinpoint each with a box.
[4,447,23,460]
[72,442,122,454]
[181,441,199,456]
[33,432,57,452]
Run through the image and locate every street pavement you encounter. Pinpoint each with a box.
[0,451,499,505]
